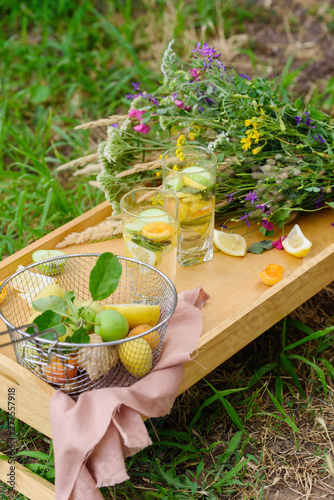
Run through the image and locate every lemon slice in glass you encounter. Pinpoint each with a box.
[282,224,312,257]
[213,229,247,257]
[125,241,157,266]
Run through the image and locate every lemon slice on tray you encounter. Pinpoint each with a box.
[282,224,312,257]
[213,229,247,257]
[125,241,157,267]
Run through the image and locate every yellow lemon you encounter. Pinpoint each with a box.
[128,324,161,350]
[124,240,157,267]
[282,224,312,257]
[103,303,160,329]
[119,338,153,378]
[0,282,7,304]
[213,229,247,257]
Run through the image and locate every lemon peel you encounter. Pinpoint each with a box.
[124,240,157,266]
[213,229,247,257]
[282,224,312,257]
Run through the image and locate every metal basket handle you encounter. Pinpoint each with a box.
[0,324,59,348]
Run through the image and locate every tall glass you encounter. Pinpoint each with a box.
[161,146,217,267]
[120,188,178,282]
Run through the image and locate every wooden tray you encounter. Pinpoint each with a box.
[1,201,334,499]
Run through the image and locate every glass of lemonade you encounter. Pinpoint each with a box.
[120,188,178,282]
[161,146,217,267]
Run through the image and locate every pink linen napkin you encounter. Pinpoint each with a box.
[50,286,210,500]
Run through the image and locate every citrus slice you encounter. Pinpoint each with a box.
[213,229,247,256]
[125,240,157,266]
[139,209,169,224]
[260,264,284,286]
[282,224,312,257]
[103,303,161,329]
[32,249,67,276]
[141,222,174,242]
[182,176,207,190]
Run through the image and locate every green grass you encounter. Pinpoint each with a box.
[1,1,334,499]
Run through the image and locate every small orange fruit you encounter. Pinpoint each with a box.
[44,355,77,384]
[141,222,174,242]
[128,324,161,350]
[0,282,7,304]
[260,264,284,286]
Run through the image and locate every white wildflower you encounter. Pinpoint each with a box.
[161,39,177,80]
[207,131,229,152]
[159,115,169,131]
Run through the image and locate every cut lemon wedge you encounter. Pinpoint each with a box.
[125,241,157,266]
[282,224,312,257]
[182,176,207,190]
[213,229,247,257]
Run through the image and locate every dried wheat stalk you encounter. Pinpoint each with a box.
[74,115,128,130]
[55,215,122,248]
[115,159,161,178]
[57,153,99,172]
[73,163,102,177]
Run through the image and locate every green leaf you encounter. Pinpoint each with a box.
[287,354,327,398]
[26,311,65,341]
[32,296,68,316]
[70,326,90,344]
[64,290,78,319]
[280,354,306,398]
[247,240,273,254]
[89,252,122,301]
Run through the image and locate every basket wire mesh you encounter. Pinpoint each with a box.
[0,254,177,398]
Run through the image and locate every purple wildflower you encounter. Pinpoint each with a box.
[226,192,235,204]
[111,123,118,128]
[239,73,251,80]
[262,218,274,231]
[192,42,226,74]
[315,187,324,208]
[331,223,334,227]
[240,212,251,227]
[304,112,312,127]
[295,116,302,125]
[255,202,269,213]
[314,134,325,144]
[219,223,228,229]
[244,190,258,205]
[131,82,140,92]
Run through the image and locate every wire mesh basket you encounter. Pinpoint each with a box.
[0,253,177,398]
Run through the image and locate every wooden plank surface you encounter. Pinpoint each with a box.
[0,207,334,433]
[0,460,55,500]
[0,203,333,500]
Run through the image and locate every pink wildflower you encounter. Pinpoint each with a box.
[189,68,202,80]
[272,236,286,250]
[262,218,273,232]
[128,108,145,120]
[174,99,192,111]
[133,122,151,134]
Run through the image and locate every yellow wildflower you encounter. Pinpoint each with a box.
[252,147,262,155]
[240,136,252,151]
[252,120,258,129]
[176,134,186,146]
[188,132,196,140]
[173,164,179,171]
[155,171,162,177]
[244,119,252,127]
[251,129,260,143]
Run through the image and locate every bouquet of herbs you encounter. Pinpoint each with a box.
[96,40,334,235]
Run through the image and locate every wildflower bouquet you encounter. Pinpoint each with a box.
[96,40,334,235]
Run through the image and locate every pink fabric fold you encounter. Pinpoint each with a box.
[50,286,210,500]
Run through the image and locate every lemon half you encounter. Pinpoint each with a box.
[125,240,157,266]
[213,229,247,257]
[282,224,312,257]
